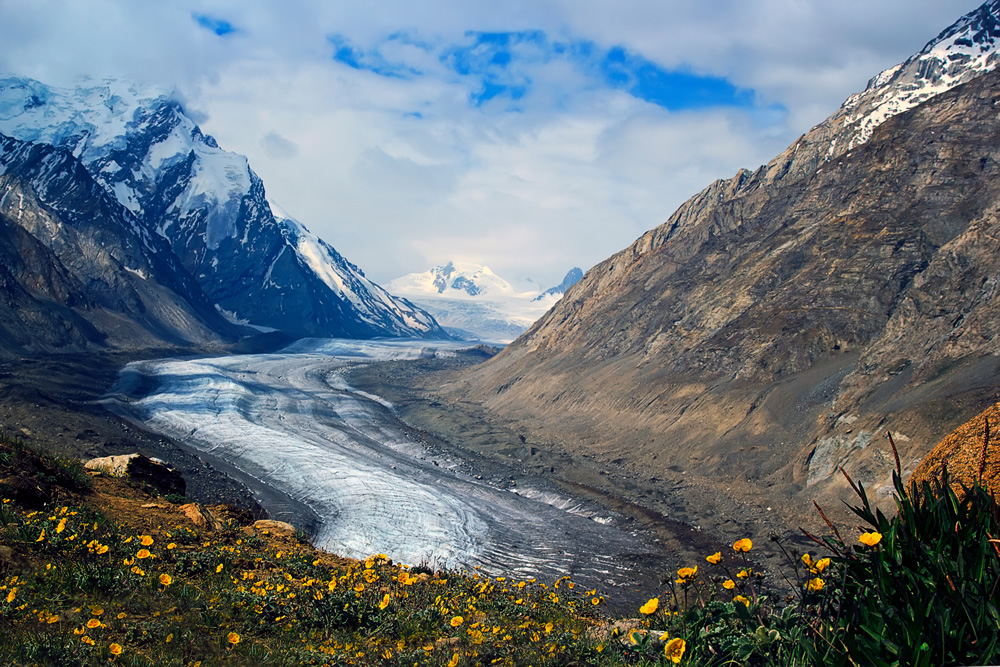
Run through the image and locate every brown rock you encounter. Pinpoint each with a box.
[251,519,297,538]
[179,503,223,531]
[909,403,1000,498]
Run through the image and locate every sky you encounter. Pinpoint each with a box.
[0,0,984,289]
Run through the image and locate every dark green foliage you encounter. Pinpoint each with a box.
[0,431,92,507]
[814,465,1000,667]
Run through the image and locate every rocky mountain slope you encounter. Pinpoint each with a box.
[388,262,581,342]
[0,76,445,342]
[0,132,242,354]
[443,3,1000,525]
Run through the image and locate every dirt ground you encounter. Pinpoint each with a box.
[344,350,826,583]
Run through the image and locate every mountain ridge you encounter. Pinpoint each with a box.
[0,76,446,344]
[0,131,244,354]
[440,2,1000,530]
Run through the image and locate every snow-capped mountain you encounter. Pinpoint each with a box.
[387,262,581,343]
[0,131,243,353]
[831,0,1000,154]
[532,267,583,302]
[752,0,1000,190]
[0,76,445,340]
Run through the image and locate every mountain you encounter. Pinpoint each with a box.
[0,131,244,354]
[0,76,445,341]
[532,268,583,302]
[440,2,1000,530]
[387,262,579,343]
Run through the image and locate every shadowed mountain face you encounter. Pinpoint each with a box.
[444,66,1000,521]
[0,133,243,355]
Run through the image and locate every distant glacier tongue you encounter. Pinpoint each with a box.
[107,339,665,601]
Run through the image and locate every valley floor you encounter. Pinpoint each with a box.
[344,353,820,584]
[0,345,815,606]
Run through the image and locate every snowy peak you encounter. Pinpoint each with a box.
[834,0,1000,154]
[532,267,583,302]
[390,261,532,300]
[387,263,579,343]
[269,202,440,335]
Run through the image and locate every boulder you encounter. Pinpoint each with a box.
[84,453,185,495]
[179,503,223,531]
[250,519,297,538]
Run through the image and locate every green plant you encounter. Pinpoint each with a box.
[807,432,1000,666]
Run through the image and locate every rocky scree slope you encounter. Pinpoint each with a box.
[0,77,445,341]
[0,132,242,355]
[444,57,1000,525]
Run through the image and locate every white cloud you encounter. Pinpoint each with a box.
[0,0,984,287]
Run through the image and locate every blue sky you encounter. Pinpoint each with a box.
[326,29,759,113]
[0,0,984,287]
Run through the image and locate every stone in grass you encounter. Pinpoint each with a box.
[84,453,185,496]
[250,520,297,538]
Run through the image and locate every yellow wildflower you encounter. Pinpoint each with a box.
[706,551,722,564]
[802,553,813,567]
[664,637,686,663]
[36,529,45,542]
[56,517,67,534]
[109,643,123,656]
[734,595,750,607]
[215,564,223,573]
[139,535,153,546]
[737,569,750,579]
[447,654,460,667]
[639,597,659,615]
[812,557,831,574]
[733,538,753,552]
[80,635,95,645]
[806,577,825,592]
[86,618,101,629]
[227,632,240,645]
[159,573,172,586]
[136,549,151,560]
[379,593,390,610]
[722,579,736,590]
[859,532,882,547]
[5,588,15,603]
[450,615,464,627]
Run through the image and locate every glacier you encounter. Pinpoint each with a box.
[105,339,667,598]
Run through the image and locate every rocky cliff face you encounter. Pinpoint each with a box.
[445,56,1000,524]
[0,133,243,354]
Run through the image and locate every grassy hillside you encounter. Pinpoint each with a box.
[0,429,998,666]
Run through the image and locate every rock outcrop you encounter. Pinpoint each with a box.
[909,402,1000,498]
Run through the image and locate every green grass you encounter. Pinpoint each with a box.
[0,430,998,665]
